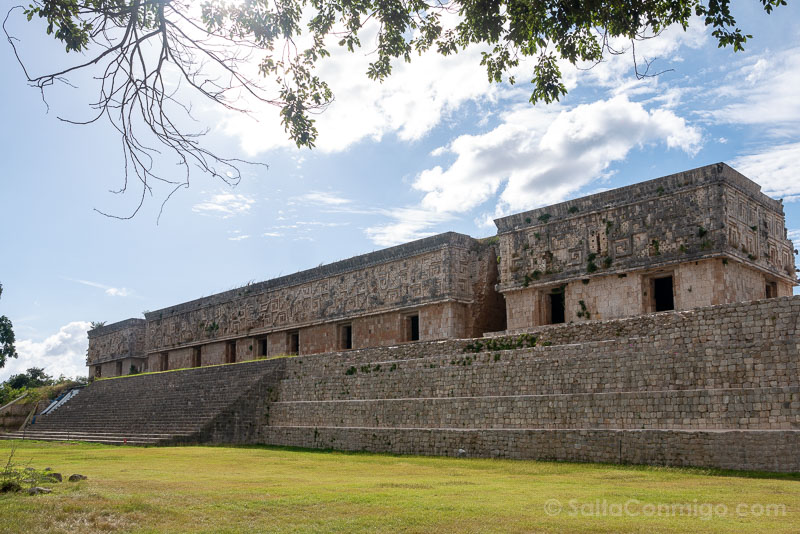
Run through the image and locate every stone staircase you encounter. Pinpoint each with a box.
[0,359,284,445]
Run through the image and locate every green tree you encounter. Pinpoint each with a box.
[6,368,54,390]
[0,283,17,368]
[5,0,787,215]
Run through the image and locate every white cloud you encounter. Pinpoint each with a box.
[707,47,800,132]
[208,14,711,158]
[227,234,251,241]
[415,95,701,217]
[731,142,800,202]
[295,221,349,227]
[365,207,455,247]
[192,192,255,218]
[67,278,106,290]
[296,191,352,206]
[788,229,800,249]
[216,17,505,154]
[104,287,131,297]
[262,232,283,238]
[0,322,91,383]
[363,95,701,245]
[63,277,133,298]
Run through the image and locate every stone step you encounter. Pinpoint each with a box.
[5,430,194,438]
[273,341,797,402]
[0,432,174,444]
[267,386,800,431]
[29,424,203,432]
[260,425,800,472]
[23,357,282,444]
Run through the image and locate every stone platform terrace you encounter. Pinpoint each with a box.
[4,296,799,472]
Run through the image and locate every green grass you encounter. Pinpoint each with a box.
[0,440,798,533]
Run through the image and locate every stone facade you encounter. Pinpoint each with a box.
[495,163,796,329]
[88,232,504,377]
[86,319,146,378]
[87,163,797,378]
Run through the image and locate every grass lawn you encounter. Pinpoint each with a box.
[0,440,798,533]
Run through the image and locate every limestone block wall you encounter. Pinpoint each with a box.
[97,357,146,377]
[167,348,194,370]
[224,295,800,472]
[0,401,45,431]
[258,427,798,473]
[504,257,788,329]
[270,336,797,402]
[144,300,499,372]
[267,387,799,430]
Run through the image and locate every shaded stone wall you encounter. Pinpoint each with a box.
[724,181,796,279]
[258,427,798,473]
[143,233,499,358]
[96,357,147,377]
[133,234,503,374]
[0,401,45,431]
[87,319,146,376]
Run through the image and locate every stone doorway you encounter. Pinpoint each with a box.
[653,276,675,311]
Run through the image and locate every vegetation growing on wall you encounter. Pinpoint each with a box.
[576,300,591,319]
[463,334,537,353]
[586,253,598,273]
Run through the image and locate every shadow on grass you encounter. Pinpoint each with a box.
[191,442,800,482]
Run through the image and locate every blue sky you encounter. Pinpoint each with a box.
[1,3,799,381]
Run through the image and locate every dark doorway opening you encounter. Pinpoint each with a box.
[340,324,353,350]
[548,290,565,324]
[192,347,201,368]
[160,352,169,372]
[407,314,420,341]
[258,337,268,357]
[115,361,123,376]
[653,276,675,311]
[766,281,778,299]
[288,331,300,355]
[225,341,237,363]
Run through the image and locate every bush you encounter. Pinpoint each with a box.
[0,373,87,406]
[0,384,27,407]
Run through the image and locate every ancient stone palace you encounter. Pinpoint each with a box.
[87,162,797,378]
[13,161,797,473]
